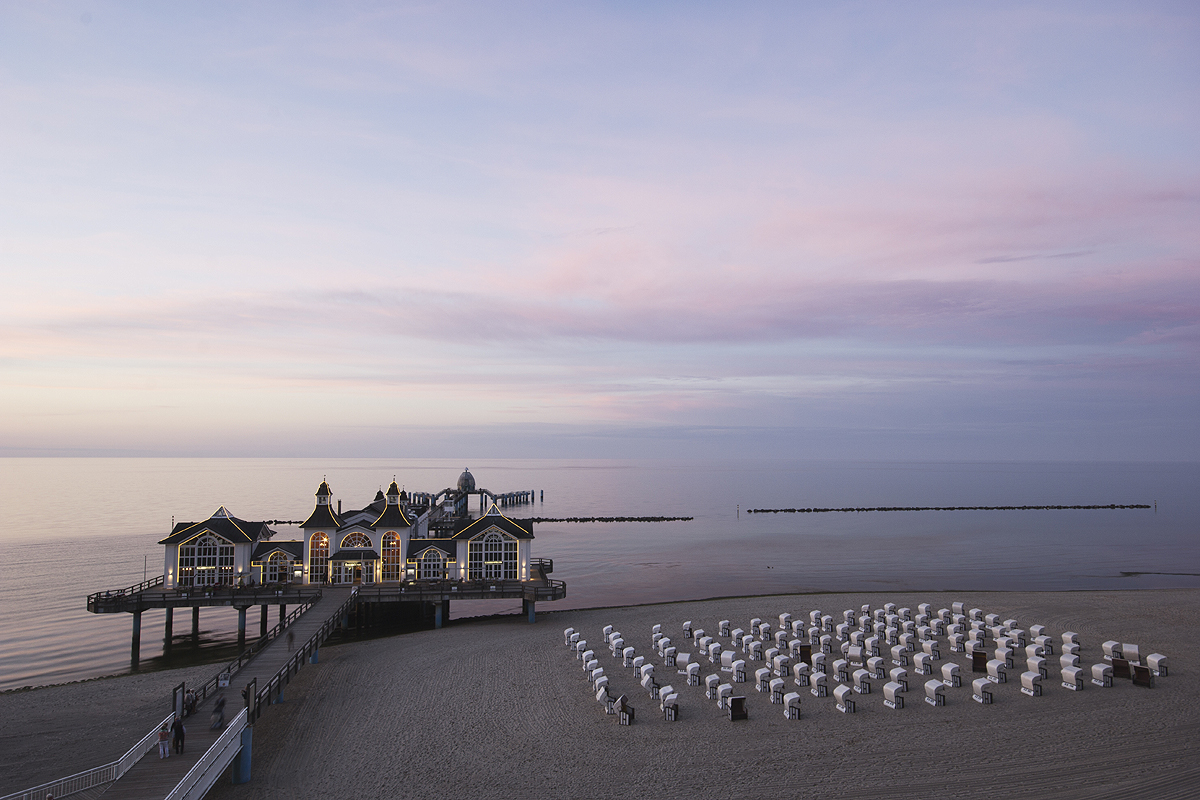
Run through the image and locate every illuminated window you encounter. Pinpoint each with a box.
[381,532,403,581]
[418,548,446,580]
[179,533,234,587]
[309,533,329,583]
[341,532,371,549]
[266,552,290,583]
[468,531,517,580]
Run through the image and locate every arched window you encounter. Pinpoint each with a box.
[341,532,371,549]
[418,548,446,580]
[309,533,329,583]
[266,551,290,583]
[381,532,403,581]
[179,533,234,587]
[468,530,518,580]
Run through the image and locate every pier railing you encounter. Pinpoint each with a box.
[186,588,325,709]
[85,574,164,607]
[252,588,359,720]
[163,707,249,800]
[0,711,173,800]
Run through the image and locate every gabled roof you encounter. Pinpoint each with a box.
[159,509,273,545]
[300,503,343,529]
[450,505,534,540]
[373,503,411,529]
[252,541,304,561]
[407,539,457,559]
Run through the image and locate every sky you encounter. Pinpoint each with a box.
[1,2,1197,460]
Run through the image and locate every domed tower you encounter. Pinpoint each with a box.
[457,468,476,494]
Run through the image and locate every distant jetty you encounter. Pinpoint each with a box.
[747,504,1151,514]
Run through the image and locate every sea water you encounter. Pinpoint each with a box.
[1,457,1196,691]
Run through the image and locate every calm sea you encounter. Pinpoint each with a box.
[1,457,1196,691]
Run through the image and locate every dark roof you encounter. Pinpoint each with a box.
[374,490,385,502]
[252,541,304,561]
[159,510,274,545]
[387,481,401,497]
[300,503,343,529]
[407,540,457,559]
[373,503,411,529]
[331,549,380,561]
[316,481,332,496]
[450,508,534,541]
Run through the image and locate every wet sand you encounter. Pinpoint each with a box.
[4,590,1197,799]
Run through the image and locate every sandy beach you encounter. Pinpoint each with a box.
[4,589,1197,799]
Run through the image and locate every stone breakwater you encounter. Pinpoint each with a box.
[747,504,1151,513]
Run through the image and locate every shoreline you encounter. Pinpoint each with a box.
[4,588,1196,798]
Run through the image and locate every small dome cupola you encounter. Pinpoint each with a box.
[457,468,476,493]
[316,481,333,506]
[386,481,402,505]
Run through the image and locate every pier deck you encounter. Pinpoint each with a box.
[105,587,354,800]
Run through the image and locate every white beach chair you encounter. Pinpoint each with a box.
[1147,653,1168,677]
[951,602,966,616]
[820,634,833,654]
[986,659,1007,684]
[995,647,1014,669]
[1059,653,1080,671]
[731,628,745,647]
[984,613,1001,627]
[1062,642,1080,657]
[811,652,827,674]
[1061,631,1079,646]
[1123,643,1141,665]
[1008,629,1027,648]
[811,672,828,697]
[1020,671,1042,697]
[1027,656,1048,680]
[759,622,772,642]
[847,645,864,665]
[575,639,587,658]
[719,620,731,637]
[836,623,850,642]
[697,635,713,654]
[941,662,961,688]
[717,683,733,709]
[883,681,904,709]
[641,673,658,699]
[1025,643,1045,660]
[686,662,700,686]
[833,658,850,683]
[765,646,780,665]
[972,677,994,704]
[631,655,644,671]
[834,682,856,713]
[1061,665,1084,691]
[602,624,613,640]
[891,645,909,667]
[707,641,722,663]
[770,677,786,704]
[922,640,940,660]
[663,646,677,667]
[564,628,576,645]
[1033,635,1054,656]
[755,667,771,692]
[868,656,886,680]
[853,668,872,694]
[822,615,834,633]
[746,640,763,661]
[793,661,811,687]
[889,667,908,692]
[639,663,654,681]
[610,637,624,656]
[884,603,897,616]
[864,635,881,658]
[779,613,793,632]
[1091,663,1112,688]
[732,659,746,683]
[623,647,636,667]
[913,652,933,675]
[750,618,763,636]
[682,621,693,639]
[925,678,945,706]
[705,674,721,699]
[783,691,802,719]
[721,650,736,671]
[773,653,791,677]
[582,653,596,670]
[809,610,822,627]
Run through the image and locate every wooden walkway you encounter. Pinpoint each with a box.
[103,587,355,800]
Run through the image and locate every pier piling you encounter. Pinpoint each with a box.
[130,608,142,669]
[192,606,200,639]
[260,605,269,637]
[237,606,247,646]
[163,606,173,649]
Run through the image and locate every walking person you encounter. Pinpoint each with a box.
[171,714,186,755]
[287,630,294,651]
[210,694,226,730]
[157,724,171,759]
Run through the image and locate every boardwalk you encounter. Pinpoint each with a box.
[106,587,354,800]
